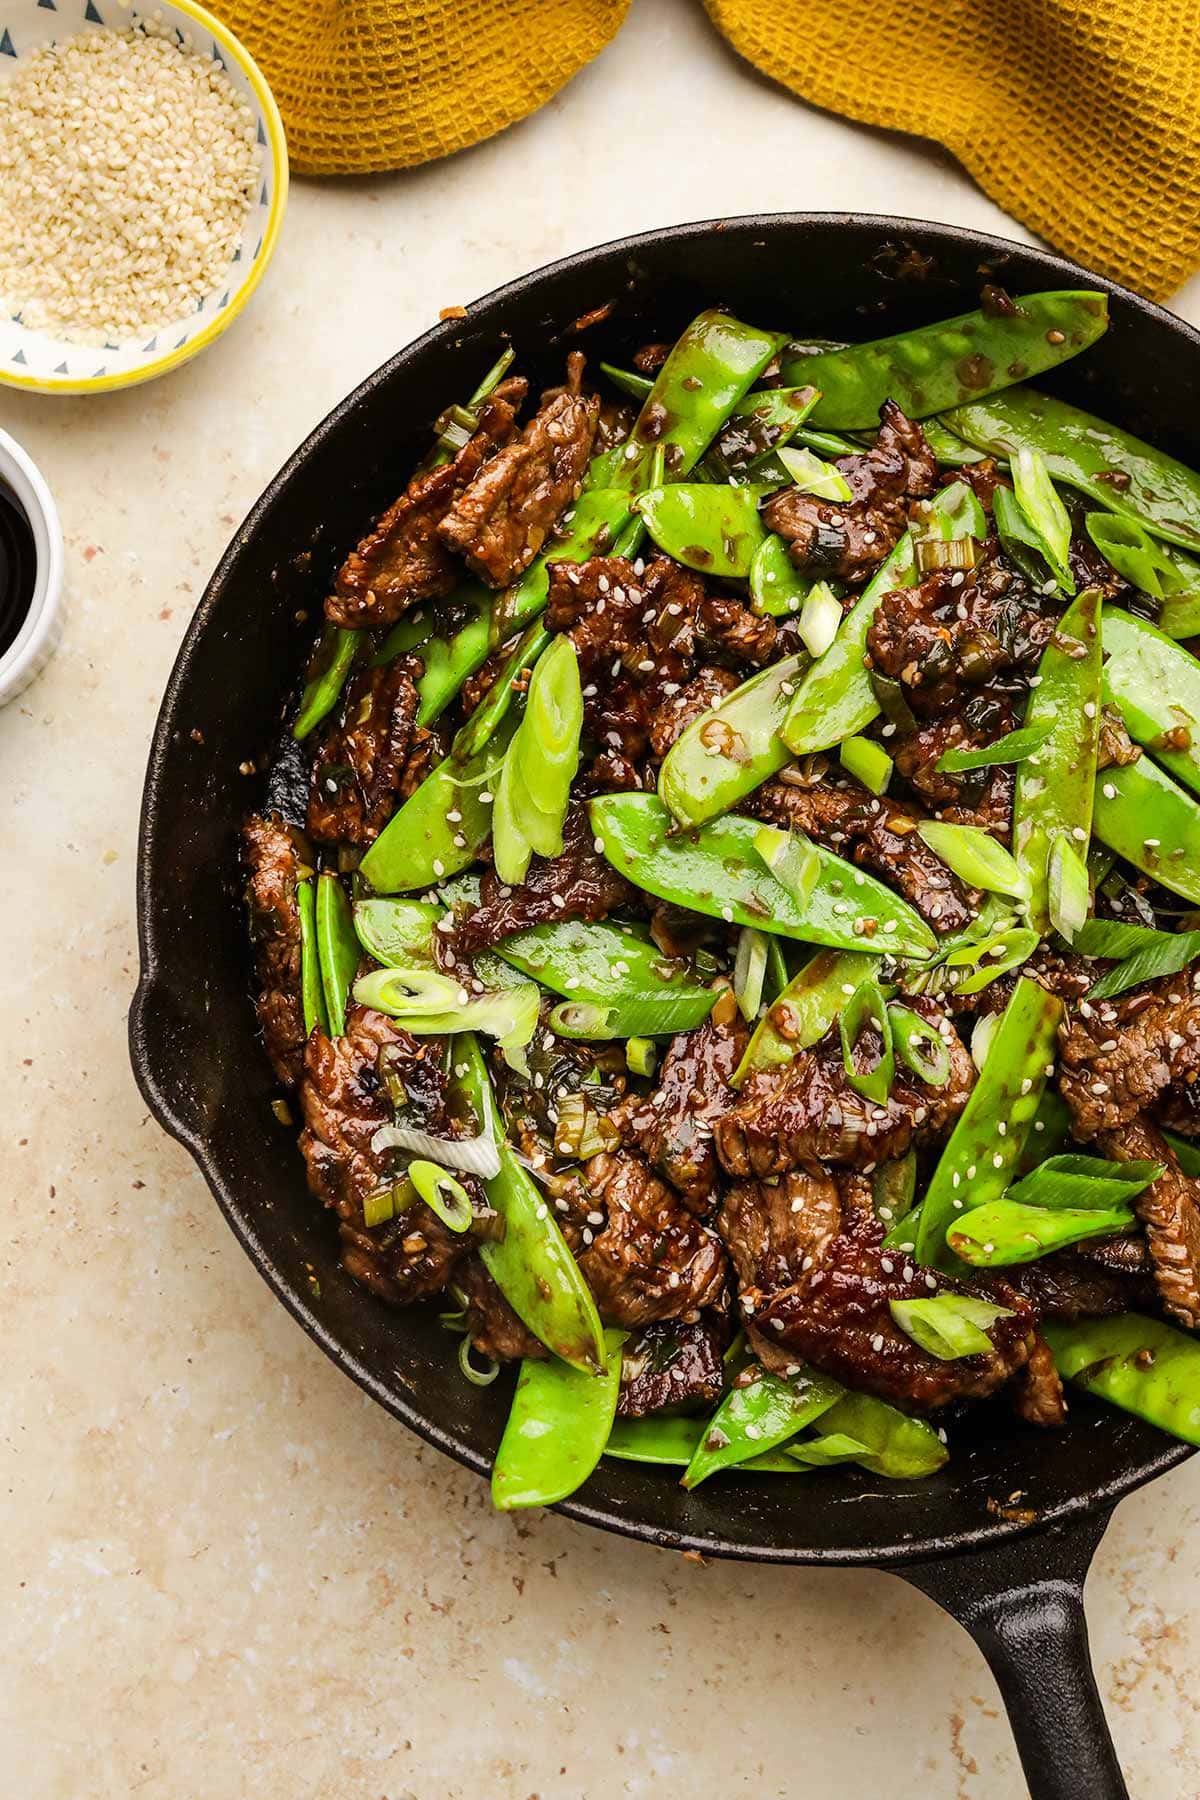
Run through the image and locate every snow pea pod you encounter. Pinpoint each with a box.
[779,533,918,755]
[492,1327,626,1510]
[750,533,813,616]
[294,625,362,742]
[947,1198,1135,1266]
[733,949,877,1085]
[353,896,438,965]
[915,976,1063,1269]
[658,651,808,827]
[1012,585,1103,934]
[359,710,518,893]
[589,794,936,959]
[781,291,1107,430]
[943,386,1200,553]
[492,917,716,1038]
[603,1417,806,1473]
[635,483,768,577]
[1092,755,1200,904]
[455,1034,606,1372]
[711,383,821,478]
[611,310,786,493]
[1045,1313,1200,1447]
[451,622,550,764]
[785,1391,948,1479]
[599,362,653,402]
[681,1365,843,1487]
[315,873,360,1036]
[296,878,328,1037]
[1101,606,1200,796]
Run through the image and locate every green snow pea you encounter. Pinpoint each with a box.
[1015,1088,1074,1176]
[781,291,1107,429]
[681,1365,843,1487]
[315,873,360,1036]
[1164,1130,1200,1177]
[589,794,936,959]
[611,310,786,493]
[296,878,329,1037]
[1101,607,1200,796]
[710,383,822,479]
[294,624,362,742]
[353,896,438,965]
[1045,1313,1200,1447]
[1085,513,1193,604]
[779,534,918,755]
[1012,585,1103,933]
[359,710,518,893]
[935,719,1054,773]
[1007,1154,1164,1210]
[658,651,808,827]
[947,1198,1135,1266]
[732,949,876,1085]
[1159,586,1200,639]
[785,1392,948,1479]
[922,420,988,466]
[1092,754,1200,903]
[603,1416,806,1473]
[450,622,550,764]
[634,483,768,577]
[493,918,717,1038]
[599,362,653,402]
[750,533,813,616]
[915,976,1063,1269]
[455,1034,606,1372]
[943,386,1200,554]
[492,1327,626,1510]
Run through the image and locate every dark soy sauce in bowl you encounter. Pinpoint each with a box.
[0,481,36,663]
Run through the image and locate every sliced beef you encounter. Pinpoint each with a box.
[1098,1115,1200,1330]
[306,658,421,846]
[649,899,724,961]
[762,401,937,583]
[720,1171,1035,1411]
[449,803,632,956]
[1010,1332,1068,1427]
[298,1006,469,1303]
[616,1318,726,1418]
[715,1001,973,1176]
[889,694,1017,838]
[327,381,525,626]
[242,812,311,1087]
[751,773,976,932]
[457,1256,545,1363]
[1058,976,1200,1139]
[576,1150,727,1328]
[613,995,748,1211]
[1006,1245,1157,1321]
[437,353,599,587]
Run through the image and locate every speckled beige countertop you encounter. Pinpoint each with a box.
[4,4,1200,1794]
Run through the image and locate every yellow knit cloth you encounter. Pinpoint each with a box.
[220,0,1200,301]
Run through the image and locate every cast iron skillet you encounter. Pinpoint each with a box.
[131,215,1198,1799]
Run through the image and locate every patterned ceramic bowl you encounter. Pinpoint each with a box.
[0,0,287,395]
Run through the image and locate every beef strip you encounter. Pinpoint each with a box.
[715,1000,974,1176]
[306,658,421,846]
[616,1318,726,1417]
[648,667,741,758]
[720,1170,1035,1411]
[613,995,748,1212]
[889,693,1016,837]
[1010,1332,1068,1427]
[751,773,976,932]
[1057,975,1200,1139]
[242,812,311,1087]
[576,1150,728,1327]
[448,803,632,956]
[437,353,600,587]
[298,1006,469,1303]
[762,401,937,583]
[327,380,526,627]
[1098,1115,1200,1330]
[457,1256,545,1363]
[1006,1246,1157,1322]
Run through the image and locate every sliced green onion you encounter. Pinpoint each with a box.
[1085,927,1200,1000]
[1047,834,1091,944]
[363,1187,397,1229]
[839,978,895,1104]
[917,820,1031,901]
[887,1002,951,1087]
[935,719,1055,773]
[408,1159,474,1233]
[354,968,540,1051]
[549,1000,615,1039]
[466,345,516,407]
[970,1009,1001,1072]
[944,924,1038,995]
[947,1198,1135,1266]
[734,927,769,1021]
[992,485,1054,586]
[797,581,842,658]
[839,734,892,795]
[786,1431,873,1467]
[754,823,820,907]
[889,1294,1015,1360]
[914,536,980,575]
[1085,511,1182,601]
[1012,448,1075,592]
[919,479,987,543]
[458,1334,501,1385]
[1073,917,1169,958]
[777,443,853,501]
[625,1036,658,1078]
[873,1150,917,1226]
[870,670,919,734]
[553,1091,620,1160]
[352,965,471,1013]
[1008,1154,1164,1210]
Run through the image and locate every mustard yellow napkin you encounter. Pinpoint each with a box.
[221,0,1200,300]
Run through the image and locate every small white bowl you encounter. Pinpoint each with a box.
[0,429,64,707]
[0,0,288,396]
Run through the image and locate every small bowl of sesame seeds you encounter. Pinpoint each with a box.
[0,0,287,394]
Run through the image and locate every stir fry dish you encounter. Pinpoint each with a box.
[242,291,1200,1510]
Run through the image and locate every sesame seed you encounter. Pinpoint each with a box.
[1102,782,1117,799]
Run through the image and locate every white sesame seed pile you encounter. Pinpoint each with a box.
[0,26,259,344]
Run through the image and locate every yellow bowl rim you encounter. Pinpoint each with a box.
[0,0,289,397]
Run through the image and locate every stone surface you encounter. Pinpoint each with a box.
[3,1,1200,1794]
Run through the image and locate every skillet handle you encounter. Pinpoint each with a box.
[897,1505,1126,1800]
